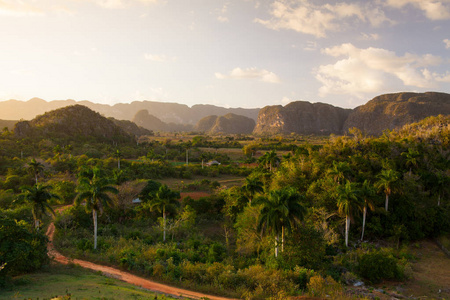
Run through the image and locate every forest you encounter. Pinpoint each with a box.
[0,114,449,299]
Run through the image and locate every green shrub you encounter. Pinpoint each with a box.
[357,248,403,283]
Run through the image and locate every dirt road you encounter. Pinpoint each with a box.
[46,223,238,300]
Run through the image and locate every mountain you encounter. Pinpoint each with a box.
[253,101,351,135]
[109,118,153,137]
[343,92,450,135]
[195,113,256,134]
[0,120,18,131]
[14,105,135,143]
[0,98,259,125]
[132,110,168,132]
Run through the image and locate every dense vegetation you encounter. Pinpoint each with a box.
[0,114,448,299]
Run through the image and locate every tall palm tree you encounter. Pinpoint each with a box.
[75,167,118,250]
[375,168,399,212]
[241,176,264,204]
[402,148,420,176]
[254,187,306,257]
[114,149,122,170]
[327,161,351,185]
[28,158,44,184]
[359,180,376,241]
[148,184,180,242]
[258,150,280,172]
[336,181,362,247]
[20,184,59,230]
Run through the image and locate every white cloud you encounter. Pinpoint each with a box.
[217,16,229,23]
[255,0,393,38]
[280,96,291,105]
[144,53,176,62]
[316,43,445,97]
[215,67,281,83]
[0,0,44,16]
[444,39,450,49]
[385,0,450,20]
[360,33,380,41]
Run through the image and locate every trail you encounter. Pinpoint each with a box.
[46,222,238,300]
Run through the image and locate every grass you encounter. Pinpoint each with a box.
[0,264,181,300]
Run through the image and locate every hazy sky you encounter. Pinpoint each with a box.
[0,0,449,108]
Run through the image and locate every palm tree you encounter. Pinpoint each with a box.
[114,149,122,170]
[20,184,59,230]
[75,167,118,250]
[359,180,376,241]
[327,161,351,185]
[402,148,420,176]
[254,187,306,257]
[336,181,362,247]
[27,158,44,184]
[375,168,399,212]
[148,184,180,242]
[258,150,280,172]
[241,176,264,204]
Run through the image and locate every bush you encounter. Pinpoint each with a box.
[357,248,403,283]
[0,216,49,282]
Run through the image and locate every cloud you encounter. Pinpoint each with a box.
[215,67,281,83]
[91,0,160,9]
[144,53,176,62]
[0,0,44,16]
[385,0,450,20]
[444,39,450,49]
[217,16,229,22]
[254,0,393,38]
[316,43,445,97]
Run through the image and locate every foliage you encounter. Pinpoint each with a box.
[0,215,49,282]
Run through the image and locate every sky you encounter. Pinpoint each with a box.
[0,0,449,109]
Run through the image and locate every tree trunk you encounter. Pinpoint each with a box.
[361,205,367,241]
[163,206,166,242]
[385,194,389,212]
[35,174,38,185]
[281,226,285,253]
[118,158,120,170]
[35,219,40,230]
[93,210,98,250]
[275,235,279,258]
[345,215,350,247]
[438,194,441,206]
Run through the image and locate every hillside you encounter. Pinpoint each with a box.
[195,113,255,134]
[0,119,18,131]
[253,101,351,135]
[13,105,135,143]
[109,118,153,137]
[343,92,450,135]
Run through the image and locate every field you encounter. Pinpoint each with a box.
[0,264,180,300]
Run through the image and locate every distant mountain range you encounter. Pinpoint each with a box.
[0,98,259,125]
[1,92,449,136]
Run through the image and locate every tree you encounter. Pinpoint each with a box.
[336,181,362,247]
[258,150,280,172]
[114,149,122,170]
[148,184,180,242]
[254,187,306,257]
[375,168,399,212]
[327,161,352,185]
[241,176,264,204]
[27,158,44,184]
[402,148,420,176]
[20,184,59,230]
[75,167,118,250]
[359,180,376,241]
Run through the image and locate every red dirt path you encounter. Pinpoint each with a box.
[46,223,237,300]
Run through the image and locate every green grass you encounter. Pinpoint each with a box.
[0,264,181,300]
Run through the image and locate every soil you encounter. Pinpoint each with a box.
[46,223,237,300]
